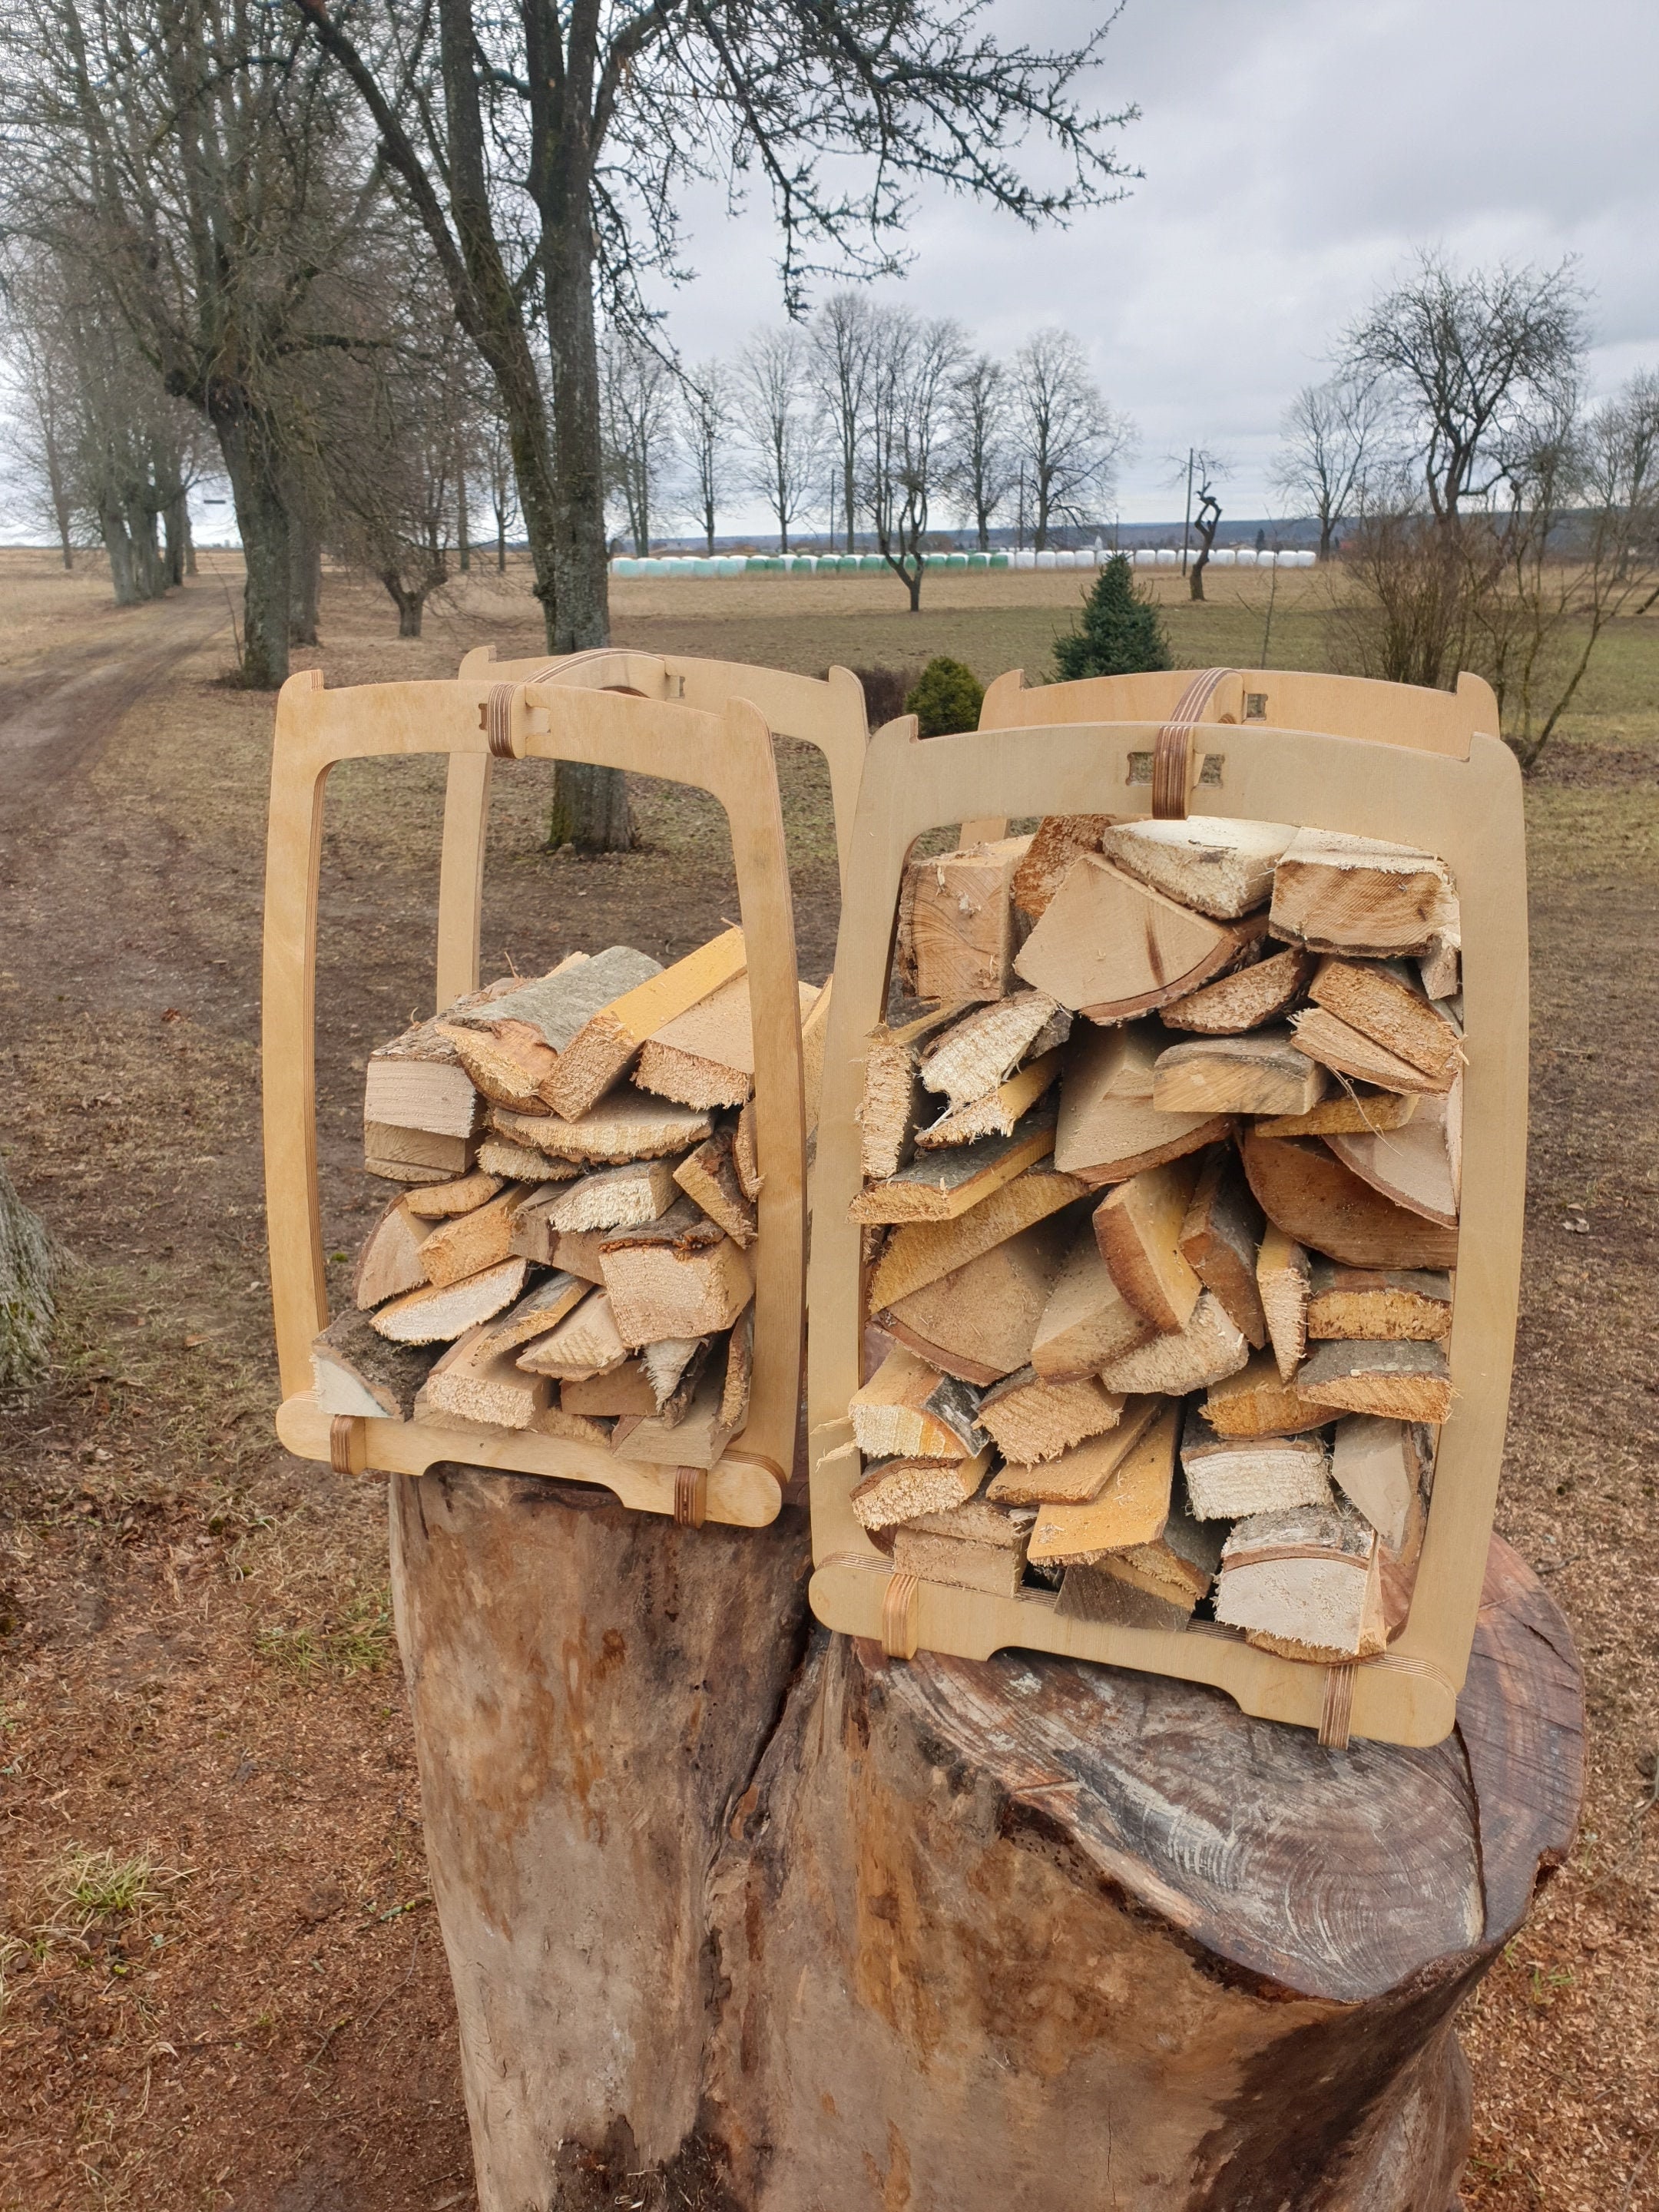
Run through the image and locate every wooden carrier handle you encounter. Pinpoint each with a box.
[1152,667,1239,819]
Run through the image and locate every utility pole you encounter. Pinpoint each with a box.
[1181,446,1194,576]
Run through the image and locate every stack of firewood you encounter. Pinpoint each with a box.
[847,813,1462,1665]
[313,930,823,1474]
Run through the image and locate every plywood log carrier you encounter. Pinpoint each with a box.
[263,651,873,2212]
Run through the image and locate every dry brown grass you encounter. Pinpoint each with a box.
[0,546,1653,2210]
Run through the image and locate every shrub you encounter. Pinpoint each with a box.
[904,656,985,737]
[1053,555,1172,681]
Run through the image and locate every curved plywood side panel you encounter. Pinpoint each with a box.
[263,672,806,1525]
[806,711,1526,1743]
[978,666,1496,760]
[442,648,867,1008]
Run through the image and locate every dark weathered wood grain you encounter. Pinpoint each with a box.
[396,1489,1580,2212]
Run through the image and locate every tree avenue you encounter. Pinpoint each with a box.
[285,0,1136,845]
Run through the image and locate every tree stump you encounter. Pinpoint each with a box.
[392,1478,1581,2212]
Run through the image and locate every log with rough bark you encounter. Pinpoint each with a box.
[393,1482,1579,2212]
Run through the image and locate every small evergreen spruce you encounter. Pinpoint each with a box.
[904,656,985,737]
[1052,555,1172,681]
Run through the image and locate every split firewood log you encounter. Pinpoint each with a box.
[402,1169,504,1219]
[612,1371,737,1471]
[1257,1224,1311,1380]
[639,1333,709,1410]
[1180,1406,1333,1520]
[1307,958,1464,1086]
[598,1198,753,1346]
[1291,1006,1450,1096]
[1307,1263,1452,1343]
[985,1396,1161,1505]
[1009,815,1114,924]
[1327,1081,1462,1228]
[1096,1290,1249,1396]
[634,974,820,1111]
[915,1049,1063,1147]
[1177,1148,1267,1348]
[874,1216,1073,1385]
[539,1158,683,1235]
[892,1495,1036,1598]
[1024,1405,1181,1567]
[1203,1349,1331,1438]
[1295,1338,1455,1424]
[364,998,490,1138]
[856,1002,969,1182]
[418,1186,531,1289]
[514,1288,630,1380]
[672,1131,757,1247]
[372,1257,530,1343]
[475,1135,581,1183]
[1055,1021,1231,1183]
[975,1367,1124,1467]
[1152,1028,1327,1118]
[849,1110,1057,1224]
[896,836,1033,1002]
[1091,1155,1204,1332]
[417,1323,551,1430]
[1015,854,1267,1020]
[1330,1414,1435,1556]
[866,1164,1088,1313]
[1270,829,1459,959]
[1240,1129,1459,1270]
[491,1092,714,1166]
[1096,814,1295,919]
[475,1271,591,1356]
[917,992,1069,1110]
[312,1307,433,1419]
[1055,1496,1223,1627]
[849,1346,985,1461]
[442,947,660,1111]
[364,1123,475,1183]
[1214,1502,1386,1661]
[561,1359,659,1418]
[1029,1225,1157,1381]
[353,1194,434,1310]
[849,1445,995,1532]
[1157,945,1314,1035]
[1256,1088,1418,1139]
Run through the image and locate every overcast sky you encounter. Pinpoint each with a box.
[646,0,1659,523]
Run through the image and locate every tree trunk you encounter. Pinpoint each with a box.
[495,512,508,573]
[289,513,322,647]
[393,1492,1581,2212]
[164,491,190,589]
[100,505,140,607]
[458,460,471,573]
[390,1473,810,2199]
[213,408,290,689]
[0,1154,57,1392]
[1319,517,1335,562]
[542,193,631,850]
[379,572,426,638]
[1190,552,1208,601]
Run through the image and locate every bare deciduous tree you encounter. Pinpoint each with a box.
[1010,328,1128,548]
[677,359,735,557]
[861,308,966,611]
[1273,375,1386,560]
[1184,450,1227,601]
[1345,250,1587,527]
[290,0,1135,844]
[946,354,1014,551]
[601,337,677,557]
[2,0,386,685]
[737,328,820,555]
[810,293,876,555]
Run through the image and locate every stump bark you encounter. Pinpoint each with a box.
[392,1476,1581,2212]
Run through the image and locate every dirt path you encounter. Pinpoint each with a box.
[0,584,230,825]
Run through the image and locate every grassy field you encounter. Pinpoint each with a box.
[0,548,1654,2211]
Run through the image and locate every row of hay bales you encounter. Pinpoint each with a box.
[610,546,1318,578]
